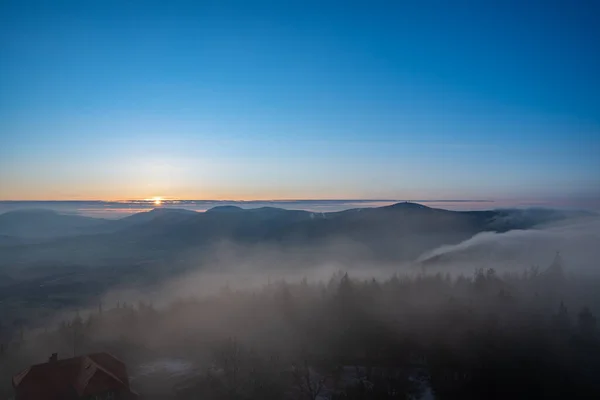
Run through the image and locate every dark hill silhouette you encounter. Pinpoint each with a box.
[0,203,584,269]
[114,208,198,229]
[206,205,245,213]
[263,202,490,261]
[0,209,110,238]
[383,201,432,211]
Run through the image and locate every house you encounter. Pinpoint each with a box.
[12,352,138,400]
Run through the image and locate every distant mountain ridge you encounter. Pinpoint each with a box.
[0,209,110,238]
[0,202,590,236]
[0,203,590,268]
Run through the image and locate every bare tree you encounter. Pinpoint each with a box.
[291,359,328,400]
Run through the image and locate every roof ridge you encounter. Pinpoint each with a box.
[12,352,130,393]
[74,357,98,396]
[93,361,127,386]
[12,367,31,387]
[74,356,128,396]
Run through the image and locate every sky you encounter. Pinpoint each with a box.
[1,0,599,205]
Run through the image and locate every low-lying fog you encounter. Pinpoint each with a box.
[101,214,600,308]
[2,209,600,399]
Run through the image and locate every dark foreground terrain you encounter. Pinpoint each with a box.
[1,204,599,399]
[2,259,600,399]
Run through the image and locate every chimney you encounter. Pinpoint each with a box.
[49,353,58,363]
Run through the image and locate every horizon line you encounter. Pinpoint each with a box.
[0,199,496,203]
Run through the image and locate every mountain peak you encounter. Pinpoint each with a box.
[206,205,245,213]
[387,202,431,210]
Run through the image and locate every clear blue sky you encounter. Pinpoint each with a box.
[1,0,599,202]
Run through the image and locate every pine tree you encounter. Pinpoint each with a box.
[578,307,597,339]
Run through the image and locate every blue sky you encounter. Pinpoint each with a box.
[1,0,599,203]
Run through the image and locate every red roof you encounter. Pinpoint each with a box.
[13,353,138,400]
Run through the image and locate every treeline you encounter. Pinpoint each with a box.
[2,257,600,399]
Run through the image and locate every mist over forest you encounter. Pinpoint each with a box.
[3,0,600,397]
[1,202,600,399]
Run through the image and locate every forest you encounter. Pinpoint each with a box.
[2,255,600,399]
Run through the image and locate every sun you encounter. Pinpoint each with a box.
[152,197,162,206]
